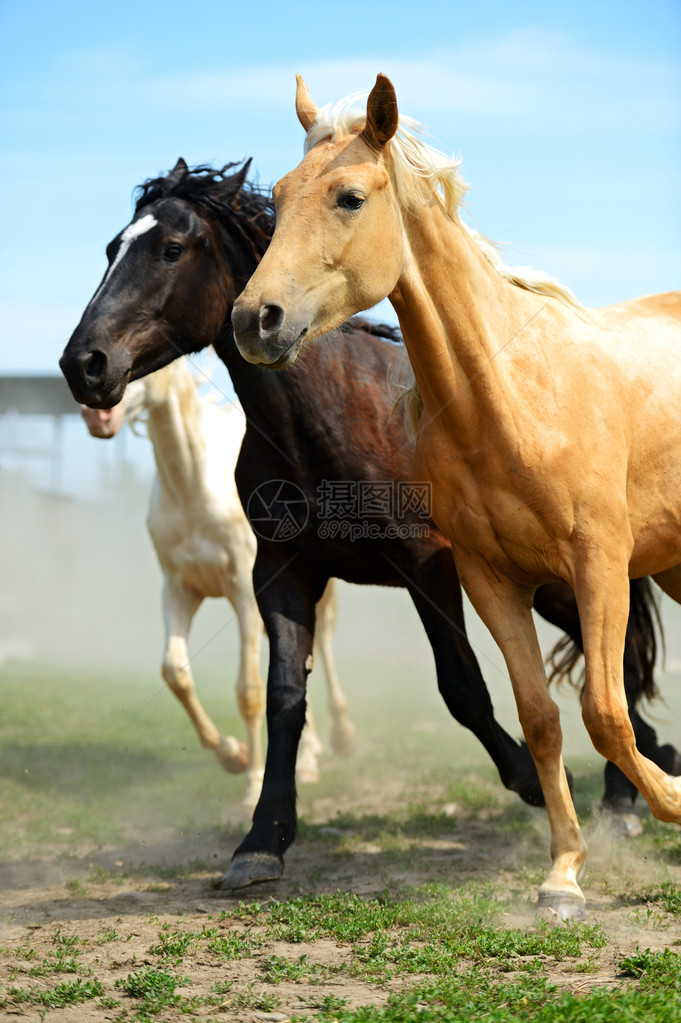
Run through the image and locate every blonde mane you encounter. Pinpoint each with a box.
[306,92,581,311]
[307,91,582,437]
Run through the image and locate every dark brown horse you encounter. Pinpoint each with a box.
[60,161,677,889]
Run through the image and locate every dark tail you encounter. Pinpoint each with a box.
[546,578,664,703]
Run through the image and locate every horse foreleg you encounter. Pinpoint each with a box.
[161,576,248,771]
[314,579,357,757]
[232,574,266,810]
[220,561,323,890]
[407,547,543,806]
[577,557,681,827]
[457,553,587,919]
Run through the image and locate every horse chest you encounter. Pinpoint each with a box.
[414,437,569,582]
[149,505,252,600]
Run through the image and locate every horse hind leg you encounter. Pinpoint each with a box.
[314,579,356,757]
[407,548,543,807]
[161,577,248,772]
[231,576,266,809]
[296,704,324,784]
[295,579,353,783]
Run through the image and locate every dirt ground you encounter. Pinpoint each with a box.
[1,776,680,1022]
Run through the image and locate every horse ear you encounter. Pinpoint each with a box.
[223,158,252,199]
[362,74,399,149]
[295,75,318,132]
[167,158,189,186]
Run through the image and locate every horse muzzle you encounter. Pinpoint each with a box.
[59,344,129,409]
[231,298,309,368]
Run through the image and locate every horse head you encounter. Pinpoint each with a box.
[232,75,404,369]
[60,159,253,408]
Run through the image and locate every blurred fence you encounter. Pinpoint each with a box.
[0,374,152,497]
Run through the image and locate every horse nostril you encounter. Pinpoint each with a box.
[78,349,108,385]
[259,304,285,336]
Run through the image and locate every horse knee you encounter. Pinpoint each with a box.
[582,698,632,761]
[519,697,562,760]
[162,658,193,697]
[237,677,265,722]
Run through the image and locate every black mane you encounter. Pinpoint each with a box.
[135,159,275,265]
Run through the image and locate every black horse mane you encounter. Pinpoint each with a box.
[135,158,275,267]
[134,158,403,347]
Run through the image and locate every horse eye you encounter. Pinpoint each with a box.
[338,193,365,211]
[163,242,184,263]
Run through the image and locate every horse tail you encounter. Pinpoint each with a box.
[546,578,664,702]
[545,631,584,692]
[629,577,664,702]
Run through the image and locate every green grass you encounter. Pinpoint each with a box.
[0,660,249,855]
[115,965,192,1017]
[1,977,105,1011]
[292,971,681,1022]
[6,928,87,979]
[2,653,681,1023]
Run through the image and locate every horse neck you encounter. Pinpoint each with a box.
[143,363,209,504]
[212,204,339,441]
[212,262,300,440]
[391,201,548,444]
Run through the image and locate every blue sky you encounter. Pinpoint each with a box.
[1,0,679,372]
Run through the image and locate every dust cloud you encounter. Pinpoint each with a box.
[2,460,681,772]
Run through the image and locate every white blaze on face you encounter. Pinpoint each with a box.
[90,213,158,305]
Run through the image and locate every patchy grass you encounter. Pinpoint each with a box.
[2,648,681,1021]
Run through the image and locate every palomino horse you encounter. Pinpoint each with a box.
[230,76,681,917]
[80,357,351,808]
[60,160,674,896]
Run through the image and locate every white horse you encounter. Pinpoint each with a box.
[81,355,354,808]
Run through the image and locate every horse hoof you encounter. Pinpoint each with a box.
[331,721,357,757]
[518,781,545,808]
[536,891,586,921]
[215,737,249,774]
[219,852,284,891]
[296,766,321,784]
[604,811,643,838]
[598,805,643,838]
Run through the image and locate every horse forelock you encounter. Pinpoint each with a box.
[304,93,468,219]
[306,90,581,310]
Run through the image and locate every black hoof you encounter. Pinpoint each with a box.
[537,890,586,921]
[518,782,545,808]
[219,852,284,891]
